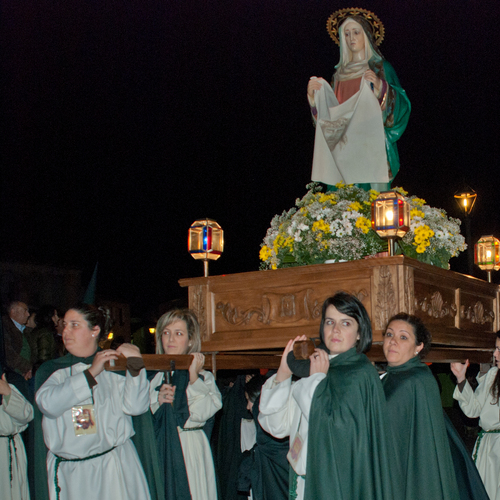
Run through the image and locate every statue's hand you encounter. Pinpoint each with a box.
[363,70,382,96]
[307,77,324,99]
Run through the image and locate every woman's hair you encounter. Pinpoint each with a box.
[155,308,201,354]
[490,331,500,404]
[320,291,372,354]
[69,304,112,340]
[35,304,57,329]
[245,374,267,404]
[385,313,432,359]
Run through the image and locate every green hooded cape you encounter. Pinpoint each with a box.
[149,370,192,500]
[305,348,399,500]
[33,353,164,500]
[382,357,460,500]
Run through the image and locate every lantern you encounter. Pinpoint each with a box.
[371,191,410,256]
[474,235,500,282]
[188,218,224,276]
[454,185,477,217]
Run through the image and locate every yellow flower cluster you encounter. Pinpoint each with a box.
[412,197,426,208]
[348,201,362,212]
[410,208,425,218]
[413,225,435,253]
[259,245,272,262]
[312,219,331,234]
[273,233,294,254]
[318,193,336,205]
[368,189,379,201]
[355,217,371,234]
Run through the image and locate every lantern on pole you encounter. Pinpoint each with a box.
[454,183,477,275]
[371,191,410,256]
[474,235,500,283]
[454,185,477,216]
[188,219,224,277]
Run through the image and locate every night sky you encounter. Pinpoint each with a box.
[1,0,499,315]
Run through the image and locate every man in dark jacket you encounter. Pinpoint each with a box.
[2,301,32,398]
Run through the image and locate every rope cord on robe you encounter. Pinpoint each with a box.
[0,434,17,483]
[473,429,500,463]
[181,426,204,432]
[289,467,305,500]
[53,446,116,500]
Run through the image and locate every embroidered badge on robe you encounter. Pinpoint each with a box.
[71,404,97,435]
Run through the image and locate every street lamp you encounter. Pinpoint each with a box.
[454,184,477,275]
[371,191,410,256]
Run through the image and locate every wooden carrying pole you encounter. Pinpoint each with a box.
[104,347,493,373]
[105,353,282,372]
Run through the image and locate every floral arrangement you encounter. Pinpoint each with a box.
[259,183,466,270]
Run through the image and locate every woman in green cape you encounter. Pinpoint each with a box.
[382,313,488,500]
[259,292,398,500]
[149,309,222,500]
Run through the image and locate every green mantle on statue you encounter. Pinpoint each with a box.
[382,356,460,500]
[305,348,398,500]
[379,60,410,181]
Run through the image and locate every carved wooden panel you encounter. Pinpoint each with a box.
[459,291,495,332]
[371,265,398,330]
[189,284,209,341]
[213,280,371,332]
[413,283,457,327]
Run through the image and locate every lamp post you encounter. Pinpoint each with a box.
[454,184,477,276]
[371,191,410,256]
[188,218,224,277]
[474,235,500,283]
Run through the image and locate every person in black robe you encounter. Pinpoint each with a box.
[239,374,288,500]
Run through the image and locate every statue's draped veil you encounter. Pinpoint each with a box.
[335,18,383,82]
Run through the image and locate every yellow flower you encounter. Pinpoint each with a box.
[355,217,371,234]
[369,189,379,201]
[416,244,427,254]
[259,245,272,261]
[312,220,330,234]
[335,182,346,189]
[348,201,362,212]
[318,193,336,204]
[412,197,426,208]
[410,208,425,218]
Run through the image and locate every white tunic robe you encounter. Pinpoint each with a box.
[0,386,33,500]
[150,370,222,500]
[36,363,151,500]
[454,367,500,500]
[258,373,326,500]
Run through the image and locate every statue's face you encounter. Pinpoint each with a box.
[343,21,365,56]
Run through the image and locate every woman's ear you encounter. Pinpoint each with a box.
[92,326,100,338]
